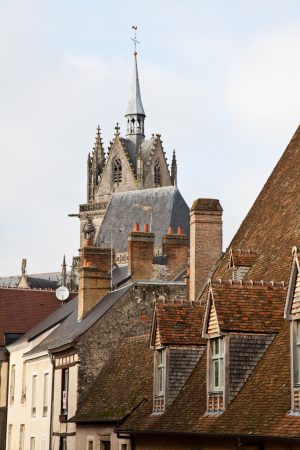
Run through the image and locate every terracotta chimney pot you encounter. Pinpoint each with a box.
[177,226,183,235]
[133,223,140,232]
[167,226,173,235]
[143,223,149,232]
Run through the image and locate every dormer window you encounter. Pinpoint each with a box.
[153,347,166,413]
[229,249,257,281]
[154,159,161,186]
[113,158,122,184]
[211,337,224,391]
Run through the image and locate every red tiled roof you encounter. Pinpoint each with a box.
[209,280,286,333]
[0,288,64,346]
[214,125,300,283]
[120,322,300,440]
[155,303,206,346]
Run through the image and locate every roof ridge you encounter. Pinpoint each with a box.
[210,278,286,290]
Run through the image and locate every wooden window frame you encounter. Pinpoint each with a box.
[210,337,224,392]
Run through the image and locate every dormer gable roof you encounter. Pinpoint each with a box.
[229,248,257,269]
[284,246,300,319]
[150,303,206,347]
[203,279,286,336]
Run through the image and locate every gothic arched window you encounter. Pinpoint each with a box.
[154,159,161,186]
[113,158,122,184]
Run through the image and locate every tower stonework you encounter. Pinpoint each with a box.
[75,50,180,251]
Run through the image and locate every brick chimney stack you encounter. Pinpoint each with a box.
[189,199,223,301]
[163,226,188,278]
[128,223,154,281]
[78,219,111,321]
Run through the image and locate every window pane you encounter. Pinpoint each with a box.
[31,375,37,417]
[43,373,49,417]
[214,360,219,388]
[30,437,35,450]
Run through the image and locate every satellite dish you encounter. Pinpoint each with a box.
[56,286,69,302]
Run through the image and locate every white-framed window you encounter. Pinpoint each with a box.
[41,436,47,450]
[43,372,49,417]
[294,320,300,385]
[9,364,15,404]
[31,374,37,417]
[61,368,69,415]
[7,424,13,450]
[210,337,224,391]
[155,348,166,396]
[30,436,36,450]
[19,424,25,450]
[21,362,26,403]
[100,439,111,450]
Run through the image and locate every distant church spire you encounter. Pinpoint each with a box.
[171,150,177,187]
[87,126,106,203]
[61,254,67,287]
[125,26,145,139]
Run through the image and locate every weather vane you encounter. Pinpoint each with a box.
[131,25,140,53]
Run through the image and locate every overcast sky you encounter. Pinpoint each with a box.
[1,0,300,276]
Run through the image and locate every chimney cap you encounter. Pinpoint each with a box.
[191,198,223,213]
[133,223,140,232]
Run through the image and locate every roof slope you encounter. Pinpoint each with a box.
[0,288,65,346]
[155,303,206,346]
[74,334,153,422]
[96,187,189,252]
[25,284,133,355]
[215,125,300,283]
[209,280,285,333]
[120,322,300,439]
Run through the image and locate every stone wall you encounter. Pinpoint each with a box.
[76,283,186,404]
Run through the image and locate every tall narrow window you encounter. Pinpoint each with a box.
[9,365,15,404]
[157,348,166,395]
[100,441,111,450]
[31,374,37,417]
[153,348,166,413]
[211,337,224,391]
[61,368,69,415]
[113,158,122,184]
[59,437,67,450]
[294,321,300,385]
[154,159,161,186]
[19,425,25,450]
[7,425,13,450]
[30,437,36,450]
[43,372,49,417]
[21,362,26,403]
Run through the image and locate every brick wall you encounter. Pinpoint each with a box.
[189,199,223,301]
[128,228,154,281]
[78,246,111,321]
[163,230,188,279]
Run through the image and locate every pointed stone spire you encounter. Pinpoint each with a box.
[61,255,67,287]
[171,150,177,187]
[87,126,106,203]
[125,51,146,139]
[94,125,105,164]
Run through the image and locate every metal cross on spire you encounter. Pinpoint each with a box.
[131,25,140,54]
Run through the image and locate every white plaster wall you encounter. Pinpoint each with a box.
[6,326,58,450]
[76,424,131,450]
[6,348,52,450]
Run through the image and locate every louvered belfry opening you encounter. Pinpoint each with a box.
[113,158,122,184]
